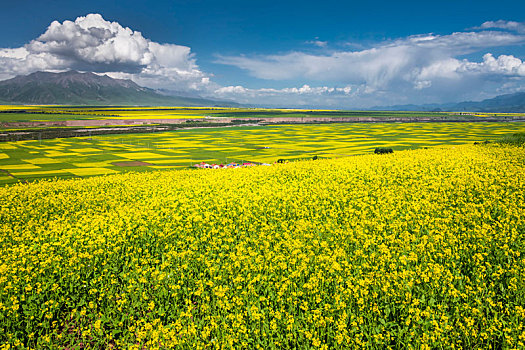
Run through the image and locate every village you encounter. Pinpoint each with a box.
[193,161,273,169]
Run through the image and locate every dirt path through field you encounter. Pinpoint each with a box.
[111,161,154,167]
[0,168,25,183]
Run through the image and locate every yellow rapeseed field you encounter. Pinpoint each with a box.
[0,143,524,349]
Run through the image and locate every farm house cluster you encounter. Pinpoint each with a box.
[193,162,272,169]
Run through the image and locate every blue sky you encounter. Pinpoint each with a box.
[1,0,524,108]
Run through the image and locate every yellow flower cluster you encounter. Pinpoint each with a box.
[0,144,524,348]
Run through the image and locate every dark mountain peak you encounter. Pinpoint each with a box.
[0,70,240,107]
[5,70,142,90]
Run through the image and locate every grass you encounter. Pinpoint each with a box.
[497,132,525,146]
[0,112,97,123]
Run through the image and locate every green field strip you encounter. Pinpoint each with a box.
[110,166,154,173]
[72,162,113,168]
[67,167,118,176]
[11,170,72,177]
[149,165,184,169]
[150,158,194,164]
[112,152,173,159]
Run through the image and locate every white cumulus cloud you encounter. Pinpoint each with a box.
[213,84,356,107]
[414,54,525,85]
[0,14,209,91]
[215,84,353,97]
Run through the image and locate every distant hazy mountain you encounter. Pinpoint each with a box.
[371,92,525,112]
[0,71,240,107]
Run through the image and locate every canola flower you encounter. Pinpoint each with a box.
[0,143,524,349]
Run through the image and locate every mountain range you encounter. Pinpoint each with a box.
[371,92,525,112]
[0,71,240,107]
[1,70,525,111]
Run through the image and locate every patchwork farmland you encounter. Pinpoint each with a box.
[1,121,524,185]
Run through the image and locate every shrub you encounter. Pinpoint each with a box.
[374,147,393,154]
[497,132,525,146]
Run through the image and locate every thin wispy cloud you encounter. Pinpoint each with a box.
[477,20,525,33]
[216,30,525,84]
[306,40,328,48]
[214,24,525,106]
